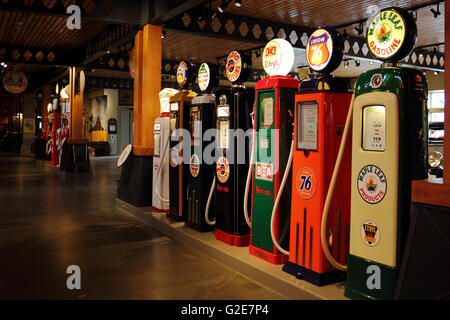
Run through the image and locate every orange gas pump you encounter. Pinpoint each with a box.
[271,27,353,285]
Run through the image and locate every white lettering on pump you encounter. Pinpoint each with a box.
[366,265,381,290]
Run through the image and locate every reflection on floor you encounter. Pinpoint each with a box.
[0,156,284,300]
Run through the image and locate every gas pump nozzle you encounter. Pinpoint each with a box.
[269,108,296,256]
[243,110,256,227]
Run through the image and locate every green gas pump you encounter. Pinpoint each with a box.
[343,7,428,300]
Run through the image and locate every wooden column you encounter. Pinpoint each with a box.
[41,84,51,119]
[68,67,87,144]
[132,24,162,156]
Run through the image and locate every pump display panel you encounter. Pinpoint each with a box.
[154,133,160,157]
[261,97,274,127]
[362,105,386,152]
[219,120,229,150]
[296,101,318,150]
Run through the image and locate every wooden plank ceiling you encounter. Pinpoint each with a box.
[0,10,108,50]
[0,0,445,85]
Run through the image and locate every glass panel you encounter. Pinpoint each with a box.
[154,133,160,157]
[362,105,386,152]
[261,97,274,127]
[296,101,318,150]
[219,120,229,149]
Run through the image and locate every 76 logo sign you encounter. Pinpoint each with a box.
[295,167,317,200]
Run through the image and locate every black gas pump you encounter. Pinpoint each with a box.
[186,63,219,232]
[213,50,255,246]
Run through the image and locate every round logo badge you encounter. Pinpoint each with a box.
[190,154,200,177]
[197,63,211,92]
[357,165,387,204]
[306,29,333,72]
[361,220,380,247]
[176,61,188,87]
[225,51,242,82]
[216,156,230,183]
[169,148,179,167]
[3,71,28,94]
[295,167,317,200]
[367,8,410,60]
[370,73,383,88]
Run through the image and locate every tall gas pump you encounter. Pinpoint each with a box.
[186,62,219,232]
[168,61,197,221]
[343,7,428,300]
[152,88,178,212]
[212,50,254,246]
[279,27,352,285]
[246,39,297,264]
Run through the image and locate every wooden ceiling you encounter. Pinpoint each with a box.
[0,0,445,87]
[0,10,109,49]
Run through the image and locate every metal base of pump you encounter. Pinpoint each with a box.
[152,207,169,213]
[344,254,398,300]
[59,143,90,173]
[167,212,185,222]
[282,261,346,286]
[249,245,288,265]
[117,154,153,207]
[185,220,214,233]
[215,228,250,247]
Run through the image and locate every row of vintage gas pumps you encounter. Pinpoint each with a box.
[123,7,428,300]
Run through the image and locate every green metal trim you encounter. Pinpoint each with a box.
[344,254,399,300]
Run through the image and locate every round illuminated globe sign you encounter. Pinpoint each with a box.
[306,27,344,74]
[367,7,417,62]
[197,62,219,92]
[3,71,28,94]
[176,61,197,89]
[225,50,252,84]
[262,38,294,76]
[198,63,211,91]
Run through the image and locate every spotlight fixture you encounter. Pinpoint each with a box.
[234,0,243,7]
[434,71,439,75]
[355,60,360,67]
[161,30,167,39]
[355,23,364,35]
[344,61,349,69]
[218,0,231,13]
[430,3,441,18]
[369,61,374,65]
[255,49,261,58]
[343,29,348,39]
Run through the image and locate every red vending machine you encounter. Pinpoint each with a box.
[280,27,353,285]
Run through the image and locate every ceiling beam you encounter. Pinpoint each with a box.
[150,0,210,25]
[0,0,141,25]
[164,8,445,71]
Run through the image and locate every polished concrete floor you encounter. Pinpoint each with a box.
[0,155,284,300]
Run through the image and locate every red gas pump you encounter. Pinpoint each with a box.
[50,105,61,166]
[245,38,298,264]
